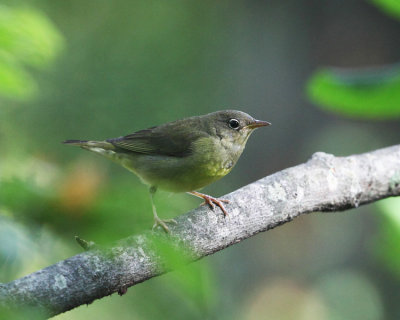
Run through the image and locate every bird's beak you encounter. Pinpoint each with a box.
[246,119,271,129]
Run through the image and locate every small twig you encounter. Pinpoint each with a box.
[75,236,97,251]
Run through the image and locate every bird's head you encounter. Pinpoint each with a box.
[206,110,271,150]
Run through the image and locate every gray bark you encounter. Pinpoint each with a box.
[1,145,400,317]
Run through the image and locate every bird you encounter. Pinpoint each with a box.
[63,110,270,232]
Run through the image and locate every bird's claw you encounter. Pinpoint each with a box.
[201,196,230,216]
[200,199,230,206]
[152,217,177,233]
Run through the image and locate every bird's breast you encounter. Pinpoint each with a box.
[201,160,232,178]
[193,136,242,179]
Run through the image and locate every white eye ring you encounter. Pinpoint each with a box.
[228,118,240,129]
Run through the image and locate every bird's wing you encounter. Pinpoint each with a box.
[107,119,208,157]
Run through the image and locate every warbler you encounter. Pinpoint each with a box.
[63,110,270,232]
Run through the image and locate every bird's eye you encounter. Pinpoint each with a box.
[228,118,240,129]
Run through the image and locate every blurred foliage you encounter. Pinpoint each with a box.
[308,0,400,120]
[371,0,400,20]
[148,238,218,316]
[0,305,48,320]
[242,272,383,320]
[0,216,73,282]
[315,271,383,320]
[0,5,64,100]
[375,197,400,278]
[307,65,400,119]
[0,52,36,100]
[0,159,193,242]
[242,279,327,320]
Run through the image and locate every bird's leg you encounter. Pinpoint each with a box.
[187,191,230,216]
[149,186,177,233]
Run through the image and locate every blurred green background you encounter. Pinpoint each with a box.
[1,0,400,319]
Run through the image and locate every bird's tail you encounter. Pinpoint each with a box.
[63,139,89,146]
[63,139,129,167]
[62,139,115,150]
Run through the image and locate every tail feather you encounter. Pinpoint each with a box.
[62,139,115,150]
[62,139,89,146]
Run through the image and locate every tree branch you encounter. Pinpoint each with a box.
[1,145,400,317]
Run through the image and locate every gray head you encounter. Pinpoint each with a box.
[203,110,270,147]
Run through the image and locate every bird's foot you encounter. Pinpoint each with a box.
[152,216,177,233]
[188,191,230,216]
[200,195,230,216]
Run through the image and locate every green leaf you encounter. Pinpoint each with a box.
[0,53,36,100]
[371,0,400,20]
[0,5,64,68]
[0,5,64,100]
[307,64,400,119]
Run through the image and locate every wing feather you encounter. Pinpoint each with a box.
[107,118,208,157]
